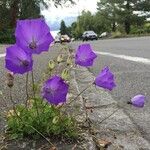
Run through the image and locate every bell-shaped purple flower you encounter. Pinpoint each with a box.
[75,44,97,66]
[5,45,33,74]
[42,75,69,105]
[94,66,116,91]
[15,18,54,54]
[130,95,145,108]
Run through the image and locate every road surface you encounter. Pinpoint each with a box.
[1,37,150,143]
[71,37,150,142]
[0,44,61,109]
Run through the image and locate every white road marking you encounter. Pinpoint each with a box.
[95,51,150,65]
[0,53,5,58]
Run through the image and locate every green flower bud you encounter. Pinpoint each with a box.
[48,60,55,70]
[61,69,69,80]
[67,56,72,66]
[0,91,3,95]
[52,116,59,124]
[57,54,63,63]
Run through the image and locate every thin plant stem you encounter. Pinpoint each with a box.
[67,83,92,106]
[9,88,15,106]
[31,71,35,98]
[83,98,91,128]
[99,108,119,124]
[31,71,40,118]
[8,88,55,148]
[25,72,29,107]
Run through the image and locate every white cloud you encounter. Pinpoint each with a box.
[41,0,98,23]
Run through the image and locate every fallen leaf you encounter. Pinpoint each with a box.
[49,146,57,150]
[72,144,77,150]
[96,139,111,148]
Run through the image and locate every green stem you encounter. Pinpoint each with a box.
[25,72,29,107]
[31,71,35,98]
[31,71,40,118]
[99,108,119,124]
[67,84,92,106]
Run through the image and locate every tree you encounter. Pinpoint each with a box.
[60,20,67,35]
[97,0,150,34]
[97,0,119,32]
[0,0,75,29]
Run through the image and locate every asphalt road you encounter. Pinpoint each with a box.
[1,37,150,142]
[0,44,62,110]
[71,37,150,142]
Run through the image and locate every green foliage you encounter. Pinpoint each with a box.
[0,29,15,44]
[0,0,75,43]
[6,97,78,140]
[144,23,150,33]
[60,20,68,35]
[111,31,124,38]
[97,0,150,34]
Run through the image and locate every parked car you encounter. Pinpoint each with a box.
[60,35,71,43]
[82,31,98,41]
[54,35,61,43]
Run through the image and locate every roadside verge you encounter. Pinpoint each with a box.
[72,66,150,149]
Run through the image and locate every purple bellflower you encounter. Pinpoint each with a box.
[42,75,69,105]
[75,44,97,67]
[130,95,145,108]
[15,18,54,54]
[94,66,116,91]
[5,45,33,74]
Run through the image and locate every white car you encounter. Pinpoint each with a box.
[54,35,61,43]
[99,32,108,38]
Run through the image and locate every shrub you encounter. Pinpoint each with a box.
[0,29,15,44]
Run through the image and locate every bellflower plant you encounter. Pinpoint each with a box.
[15,18,54,54]
[42,75,69,105]
[5,45,33,74]
[3,16,146,148]
[75,44,97,66]
[130,95,145,108]
[94,66,116,91]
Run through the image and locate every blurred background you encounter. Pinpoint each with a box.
[0,0,150,43]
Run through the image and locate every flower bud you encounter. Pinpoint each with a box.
[7,109,15,117]
[0,91,3,95]
[67,56,72,66]
[57,54,63,63]
[6,72,14,88]
[61,69,69,80]
[7,109,20,118]
[48,60,55,70]
[27,99,34,109]
[52,116,59,124]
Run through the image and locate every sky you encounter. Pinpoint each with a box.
[41,0,98,24]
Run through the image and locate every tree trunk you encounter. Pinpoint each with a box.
[125,19,130,34]
[10,0,19,28]
[112,21,116,32]
[124,0,131,34]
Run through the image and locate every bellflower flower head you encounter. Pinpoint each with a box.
[15,18,54,54]
[5,45,33,74]
[94,66,116,91]
[42,75,69,105]
[130,95,145,108]
[75,44,97,66]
